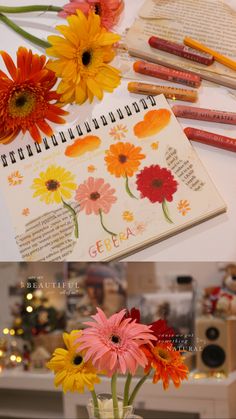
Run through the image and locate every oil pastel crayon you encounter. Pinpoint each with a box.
[173,105,236,125]
[133,60,201,88]
[128,82,198,102]
[184,127,236,152]
[149,36,214,66]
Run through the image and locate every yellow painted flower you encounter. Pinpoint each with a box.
[47,330,100,393]
[151,142,159,150]
[46,10,121,104]
[8,171,23,186]
[31,165,77,205]
[122,211,134,222]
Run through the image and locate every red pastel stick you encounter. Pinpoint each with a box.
[149,36,214,66]
[133,60,201,88]
[184,127,236,152]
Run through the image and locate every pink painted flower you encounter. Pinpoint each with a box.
[59,0,124,30]
[75,177,117,215]
[77,308,156,376]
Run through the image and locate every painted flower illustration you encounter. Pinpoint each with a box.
[136,165,178,223]
[8,171,23,186]
[22,208,30,216]
[87,165,96,173]
[109,124,128,141]
[31,165,79,238]
[177,200,191,216]
[151,142,159,150]
[122,211,134,222]
[105,142,145,198]
[75,177,117,235]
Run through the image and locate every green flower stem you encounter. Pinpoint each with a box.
[128,373,150,406]
[0,5,62,13]
[162,199,174,224]
[90,390,101,419]
[0,13,51,49]
[99,209,117,236]
[125,174,138,199]
[62,199,79,239]
[123,373,132,408]
[111,372,120,419]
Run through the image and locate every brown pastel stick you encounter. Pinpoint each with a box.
[184,127,236,152]
[128,82,198,102]
[133,60,201,88]
[149,36,214,66]
[173,105,236,125]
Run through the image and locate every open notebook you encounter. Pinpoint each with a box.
[0,95,226,261]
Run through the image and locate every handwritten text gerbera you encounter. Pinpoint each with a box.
[88,227,135,258]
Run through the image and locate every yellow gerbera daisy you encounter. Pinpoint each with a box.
[47,330,100,393]
[31,165,77,205]
[46,10,121,104]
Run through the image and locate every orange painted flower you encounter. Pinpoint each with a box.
[8,171,23,186]
[151,142,159,150]
[142,342,188,390]
[87,165,96,173]
[177,200,191,216]
[109,124,128,141]
[22,208,30,216]
[105,142,145,178]
[0,47,68,144]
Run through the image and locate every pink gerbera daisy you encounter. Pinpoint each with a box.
[59,0,124,30]
[77,308,156,376]
[75,177,117,215]
[75,177,117,236]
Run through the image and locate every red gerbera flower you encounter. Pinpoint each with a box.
[0,47,68,144]
[136,165,178,204]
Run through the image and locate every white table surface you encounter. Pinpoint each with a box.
[0,0,236,262]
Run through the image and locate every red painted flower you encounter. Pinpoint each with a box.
[136,165,178,204]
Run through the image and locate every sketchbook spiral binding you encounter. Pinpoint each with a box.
[0,96,156,168]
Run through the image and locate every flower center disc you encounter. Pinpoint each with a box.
[154,347,171,362]
[111,335,120,344]
[8,90,36,118]
[118,154,127,163]
[90,192,100,201]
[73,355,83,365]
[94,3,102,15]
[45,179,60,191]
[152,179,163,188]
[82,51,92,66]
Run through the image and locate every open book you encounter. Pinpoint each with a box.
[126,0,236,89]
[0,95,226,261]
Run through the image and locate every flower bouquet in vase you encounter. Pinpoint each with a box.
[47,307,189,419]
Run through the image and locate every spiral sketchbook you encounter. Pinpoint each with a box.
[0,94,226,261]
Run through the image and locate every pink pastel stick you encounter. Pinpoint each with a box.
[173,105,236,125]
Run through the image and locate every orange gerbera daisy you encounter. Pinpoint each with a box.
[105,142,145,178]
[0,47,68,144]
[142,342,188,390]
[105,142,145,199]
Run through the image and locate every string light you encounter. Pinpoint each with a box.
[10,355,16,362]
[0,350,3,357]
[26,306,33,313]
[3,328,9,335]
[16,356,22,363]
[9,329,15,336]
[17,329,24,335]
[26,293,33,300]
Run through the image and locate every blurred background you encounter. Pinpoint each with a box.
[0,262,236,419]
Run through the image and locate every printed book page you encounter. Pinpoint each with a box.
[126,0,236,81]
[0,95,226,262]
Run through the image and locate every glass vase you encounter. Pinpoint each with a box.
[87,393,133,419]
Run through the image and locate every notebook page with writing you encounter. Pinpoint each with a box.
[0,95,226,261]
[126,0,236,89]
